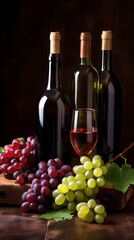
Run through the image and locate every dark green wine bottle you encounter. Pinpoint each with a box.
[97,30,122,162]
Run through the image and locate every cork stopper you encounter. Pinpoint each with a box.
[101,30,113,50]
[80,32,91,58]
[50,32,61,54]
[80,32,91,41]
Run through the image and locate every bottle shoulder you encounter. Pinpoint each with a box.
[73,64,99,78]
[99,70,122,93]
[38,87,71,107]
[100,70,121,84]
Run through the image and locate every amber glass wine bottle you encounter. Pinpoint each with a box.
[35,32,71,164]
[97,30,122,161]
[72,32,99,115]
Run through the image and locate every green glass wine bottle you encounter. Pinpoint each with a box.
[71,32,99,163]
[72,32,99,115]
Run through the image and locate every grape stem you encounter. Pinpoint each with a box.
[107,142,134,164]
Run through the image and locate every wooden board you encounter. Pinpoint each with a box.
[0,173,133,209]
[98,185,134,209]
[0,173,30,205]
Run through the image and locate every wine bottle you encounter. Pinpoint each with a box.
[35,32,71,164]
[71,32,99,162]
[72,32,99,115]
[97,30,122,161]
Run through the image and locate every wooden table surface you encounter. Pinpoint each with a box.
[0,193,134,240]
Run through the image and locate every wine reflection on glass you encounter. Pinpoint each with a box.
[70,108,98,157]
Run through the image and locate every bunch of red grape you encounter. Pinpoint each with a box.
[0,136,37,184]
[21,158,73,213]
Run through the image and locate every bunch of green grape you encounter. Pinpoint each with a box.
[52,155,108,224]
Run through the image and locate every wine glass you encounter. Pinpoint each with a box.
[70,108,98,157]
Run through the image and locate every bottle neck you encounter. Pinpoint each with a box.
[101,50,112,71]
[80,38,91,65]
[47,54,60,89]
[101,32,112,71]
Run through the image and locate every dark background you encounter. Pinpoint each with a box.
[0,0,133,159]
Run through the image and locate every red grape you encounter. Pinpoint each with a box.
[7,165,16,174]
[0,153,9,164]
[37,204,45,213]
[37,195,46,204]
[30,202,38,210]
[12,139,20,150]
[38,161,48,172]
[47,166,58,178]
[21,202,30,212]
[16,174,25,184]
[20,156,73,214]
[14,149,22,158]
[21,148,30,157]
[5,148,14,158]
[26,192,37,202]
[0,136,37,184]
[47,159,58,168]
[19,156,27,164]
[32,183,41,195]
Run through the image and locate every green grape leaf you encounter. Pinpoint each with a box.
[105,163,134,193]
[40,208,75,222]
[17,137,25,142]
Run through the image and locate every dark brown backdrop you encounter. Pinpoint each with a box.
[0,0,133,159]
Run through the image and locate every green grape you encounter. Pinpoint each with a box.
[62,177,68,184]
[80,156,90,164]
[84,186,93,196]
[80,205,89,215]
[68,181,78,191]
[75,190,85,201]
[87,199,97,208]
[84,161,93,170]
[96,176,105,187]
[93,167,102,177]
[78,209,86,219]
[62,198,68,206]
[67,175,75,183]
[102,210,107,218]
[83,195,89,203]
[58,183,69,194]
[66,191,75,202]
[87,178,96,188]
[73,165,85,174]
[94,214,104,224]
[76,180,86,190]
[94,204,105,214]
[55,193,66,205]
[85,170,93,179]
[51,202,63,210]
[92,154,102,162]
[75,173,86,181]
[101,158,104,166]
[52,189,60,198]
[83,210,94,223]
[93,185,99,195]
[76,202,87,211]
[67,201,76,211]
[72,165,78,173]
[92,155,101,168]
[101,166,108,175]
